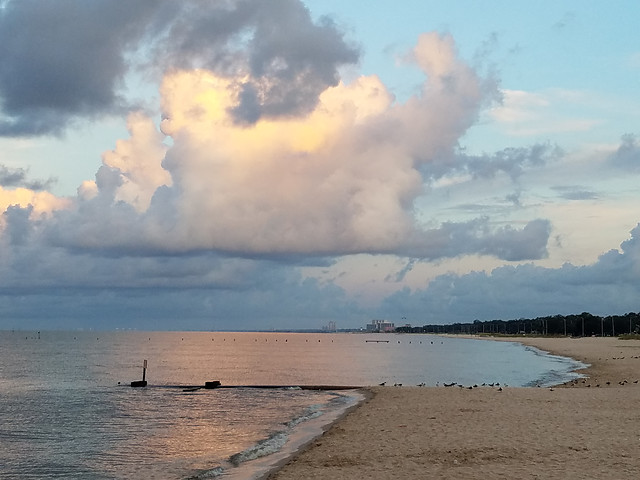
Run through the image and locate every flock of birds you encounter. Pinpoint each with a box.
[563,354,640,389]
[377,353,640,391]
[566,378,639,388]
[378,381,505,391]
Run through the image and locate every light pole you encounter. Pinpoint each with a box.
[612,317,615,337]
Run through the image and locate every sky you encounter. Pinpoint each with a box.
[0,0,639,331]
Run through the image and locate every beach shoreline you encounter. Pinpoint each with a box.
[249,389,371,480]
[496,335,640,388]
[267,335,640,479]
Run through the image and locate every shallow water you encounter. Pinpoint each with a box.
[0,331,585,478]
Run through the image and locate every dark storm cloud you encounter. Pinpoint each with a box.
[239,0,360,121]
[0,0,169,136]
[158,0,360,124]
[0,0,359,136]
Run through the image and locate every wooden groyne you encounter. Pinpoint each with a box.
[155,384,363,391]
[125,359,362,391]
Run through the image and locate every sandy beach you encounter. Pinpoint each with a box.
[268,336,640,479]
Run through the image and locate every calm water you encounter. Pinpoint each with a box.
[0,331,585,479]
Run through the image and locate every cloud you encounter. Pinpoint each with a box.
[551,185,599,201]
[0,217,361,329]
[379,224,640,324]
[439,143,563,183]
[0,187,69,217]
[608,133,640,172]
[1,3,548,264]
[98,112,170,212]
[35,32,549,263]
[0,164,56,190]
[0,0,359,136]
[0,0,166,136]
[400,218,550,261]
[2,204,33,246]
[152,0,361,124]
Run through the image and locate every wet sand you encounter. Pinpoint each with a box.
[268,336,640,479]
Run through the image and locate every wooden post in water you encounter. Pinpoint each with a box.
[131,359,148,387]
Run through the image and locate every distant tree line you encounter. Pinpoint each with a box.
[394,312,640,337]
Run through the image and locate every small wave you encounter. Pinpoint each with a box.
[523,345,589,386]
[226,395,348,468]
[284,393,352,429]
[187,466,225,479]
[228,431,288,466]
[523,369,585,387]
[285,403,323,428]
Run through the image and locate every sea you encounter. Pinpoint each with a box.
[0,330,587,479]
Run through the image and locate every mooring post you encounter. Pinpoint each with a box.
[131,359,148,387]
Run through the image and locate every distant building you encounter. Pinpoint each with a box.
[366,319,395,333]
[322,321,337,332]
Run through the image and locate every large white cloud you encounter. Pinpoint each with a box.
[42,32,548,262]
